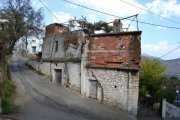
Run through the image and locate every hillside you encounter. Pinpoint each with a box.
[141,54,180,79]
[161,58,180,79]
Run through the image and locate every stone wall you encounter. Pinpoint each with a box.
[81,68,139,116]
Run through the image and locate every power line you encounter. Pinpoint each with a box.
[39,0,89,29]
[39,0,62,23]
[63,0,180,30]
[63,0,122,19]
[160,44,180,59]
[138,21,180,29]
[39,0,180,58]
[62,0,138,20]
[118,0,180,25]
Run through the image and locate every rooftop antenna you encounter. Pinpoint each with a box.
[135,14,139,31]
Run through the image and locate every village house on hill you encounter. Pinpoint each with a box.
[28,19,142,117]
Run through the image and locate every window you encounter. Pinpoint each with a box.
[32,46,36,53]
[55,41,58,52]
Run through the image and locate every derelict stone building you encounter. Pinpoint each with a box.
[29,20,141,116]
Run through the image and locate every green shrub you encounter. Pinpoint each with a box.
[1,97,12,114]
[1,79,16,114]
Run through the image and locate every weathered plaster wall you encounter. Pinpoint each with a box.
[26,61,81,91]
[42,31,85,61]
[42,34,65,60]
[51,62,65,85]
[67,62,81,92]
[27,61,51,76]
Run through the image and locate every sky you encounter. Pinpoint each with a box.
[32,0,180,60]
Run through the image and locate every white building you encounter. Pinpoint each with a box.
[16,36,43,54]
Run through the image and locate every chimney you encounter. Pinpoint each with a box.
[113,19,122,33]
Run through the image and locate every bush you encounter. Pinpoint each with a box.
[1,79,16,114]
[1,97,11,114]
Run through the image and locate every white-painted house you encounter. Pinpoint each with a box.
[17,36,43,54]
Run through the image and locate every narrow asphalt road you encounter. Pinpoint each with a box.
[8,53,131,120]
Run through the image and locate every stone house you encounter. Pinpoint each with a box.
[31,20,141,117]
[41,23,84,91]
[82,31,141,117]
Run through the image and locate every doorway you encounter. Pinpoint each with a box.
[89,80,98,99]
[55,69,62,85]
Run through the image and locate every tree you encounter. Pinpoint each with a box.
[86,21,112,33]
[0,0,44,53]
[164,76,180,103]
[139,58,166,104]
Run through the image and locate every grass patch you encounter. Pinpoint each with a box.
[1,79,16,114]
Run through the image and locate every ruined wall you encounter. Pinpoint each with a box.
[42,31,85,61]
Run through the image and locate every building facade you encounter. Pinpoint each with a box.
[33,21,142,117]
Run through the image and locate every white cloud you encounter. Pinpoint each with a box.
[146,0,180,18]
[88,14,97,22]
[70,0,145,20]
[32,0,47,9]
[52,12,73,23]
[142,41,180,60]
[142,41,168,52]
